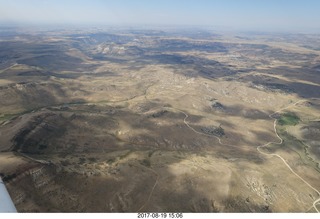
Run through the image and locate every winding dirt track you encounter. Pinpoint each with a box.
[166,100,320,213]
[136,165,159,212]
[254,101,319,212]
[257,100,320,213]
[7,81,320,212]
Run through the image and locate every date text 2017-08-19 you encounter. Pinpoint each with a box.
[137,213,183,218]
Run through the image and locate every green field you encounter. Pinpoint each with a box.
[278,113,300,126]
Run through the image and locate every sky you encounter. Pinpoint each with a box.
[0,0,320,32]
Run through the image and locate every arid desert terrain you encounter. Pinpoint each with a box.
[0,27,319,212]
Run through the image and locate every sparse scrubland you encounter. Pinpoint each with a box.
[0,28,319,212]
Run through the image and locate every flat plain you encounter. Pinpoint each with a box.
[0,27,319,212]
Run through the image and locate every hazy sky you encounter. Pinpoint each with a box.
[0,0,320,32]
